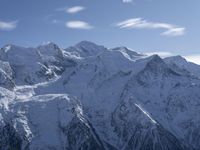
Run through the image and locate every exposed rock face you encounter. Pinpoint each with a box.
[0,41,200,150]
[0,123,22,150]
[0,60,14,90]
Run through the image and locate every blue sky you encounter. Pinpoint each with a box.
[1,0,200,62]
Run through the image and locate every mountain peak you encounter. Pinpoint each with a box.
[143,54,179,76]
[1,45,12,53]
[1,44,25,52]
[75,41,106,50]
[164,55,187,64]
[146,55,165,69]
[145,54,166,67]
[36,42,63,58]
[76,40,98,47]
[111,46,143,60]
[65,41,107,57]
[149,54,164,62]
[37,42,60,50]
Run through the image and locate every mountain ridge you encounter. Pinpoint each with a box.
[0,41,200,150]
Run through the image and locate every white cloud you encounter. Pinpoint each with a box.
[145,51,174,58]
[116,18,186,36]
[56,6,85,14]
[184,55,200,65]
[65,21,93,30]
[0,20,18,31]
[67,6,85,14]
[122,0,133,3]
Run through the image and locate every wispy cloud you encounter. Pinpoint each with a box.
[0,20,18,31]
[65,21,93,30]
[116,18,186,36]
[162,28,185,37]
[56,6,85,14]
[122,0,133,3]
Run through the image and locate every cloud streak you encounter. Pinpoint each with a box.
[161,28,185,37]
[65,21,93,30]
[122,0,133,3]
[56,6,85,14]
[116,18,186,36]
[67,6,85,14]
[0,20,18,31]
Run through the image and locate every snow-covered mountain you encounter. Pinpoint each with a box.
[0,41,200,150]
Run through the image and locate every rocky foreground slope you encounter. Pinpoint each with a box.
[0,41,200,150]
